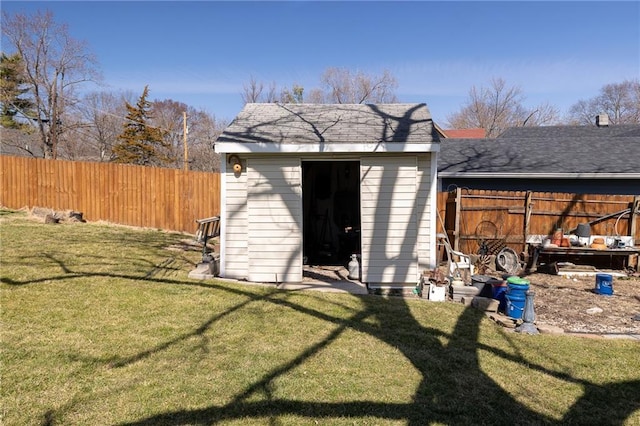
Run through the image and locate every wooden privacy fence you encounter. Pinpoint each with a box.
[1,155,220,234]
[2,156,638,248]
[442,187,640,256]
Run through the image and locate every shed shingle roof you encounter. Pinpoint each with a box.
[216,103,438,146]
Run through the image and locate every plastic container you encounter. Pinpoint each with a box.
[506,292,527,319]
[595,273,613,295]
[348,254,360,280]
[428,284,446,302]
[506,276,530,291]
[491,279,508,313]
[505,276,530,320]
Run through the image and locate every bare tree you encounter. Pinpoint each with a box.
[446,78,559,138]
[241,76,278,104]
[151,99,186,168]
[320,67,398,104]
[566,79,640,125]
[240,67,399,105]
[188,111,224,172]
[305,88,326,104]
[241,75,264,104]
[1,10,101,159]
[58,91,133,161]
[152,99,224,171]
[264,82,278,103]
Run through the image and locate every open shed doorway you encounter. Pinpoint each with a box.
[302,161,361,273]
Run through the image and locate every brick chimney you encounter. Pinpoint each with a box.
[596,113,609,127]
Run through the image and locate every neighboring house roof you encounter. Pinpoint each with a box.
[438,124,640,178]
[0,127,43,158]
[442,128,486,138]
[498,124,640,139]
[215,103,440,154]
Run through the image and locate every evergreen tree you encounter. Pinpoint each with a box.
[0,53,34,129]
[112,86,173,166]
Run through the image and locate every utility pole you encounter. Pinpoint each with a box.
[183,111,189,171]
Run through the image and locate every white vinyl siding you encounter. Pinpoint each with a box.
[360,156,419,284]
[223,159,249,279]
[247,157,302,282]
[416,153,435,272]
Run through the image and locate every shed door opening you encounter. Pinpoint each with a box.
[302,161,360,266]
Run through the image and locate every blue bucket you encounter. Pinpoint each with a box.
[506,277,530,320]
[506,292,527,319]
[595,273,613,295]
[491,279,507,312]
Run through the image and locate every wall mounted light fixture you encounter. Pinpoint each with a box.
[228,154,242,173]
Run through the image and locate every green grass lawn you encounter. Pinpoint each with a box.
[1,209,639,425]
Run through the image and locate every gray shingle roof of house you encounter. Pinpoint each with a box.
[0,127,43,157]
[216,103,438,145]
[439,125,640,176]
[498,124,640,139]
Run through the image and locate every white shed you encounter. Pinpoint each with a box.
[214,103,441,288]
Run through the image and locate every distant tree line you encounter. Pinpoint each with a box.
[1,10,223,171]
[2,9,639,169]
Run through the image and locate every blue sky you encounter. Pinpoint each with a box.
[2,1,639,125]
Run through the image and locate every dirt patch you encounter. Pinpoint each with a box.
[522,271,640,334]
[303,263,640,334]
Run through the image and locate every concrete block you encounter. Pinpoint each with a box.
[450,285,480,303]
[188,254,219,279]
[471,296,499,312]
[188,262,214,279]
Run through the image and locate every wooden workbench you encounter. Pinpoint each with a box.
[528,245,640,272]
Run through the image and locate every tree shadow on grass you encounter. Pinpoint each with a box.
[0,250,197,287]
[3,251,638,425]
[112,283,640,425]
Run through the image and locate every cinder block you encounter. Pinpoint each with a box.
[471,296,499,312]
[450,285,480,303]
